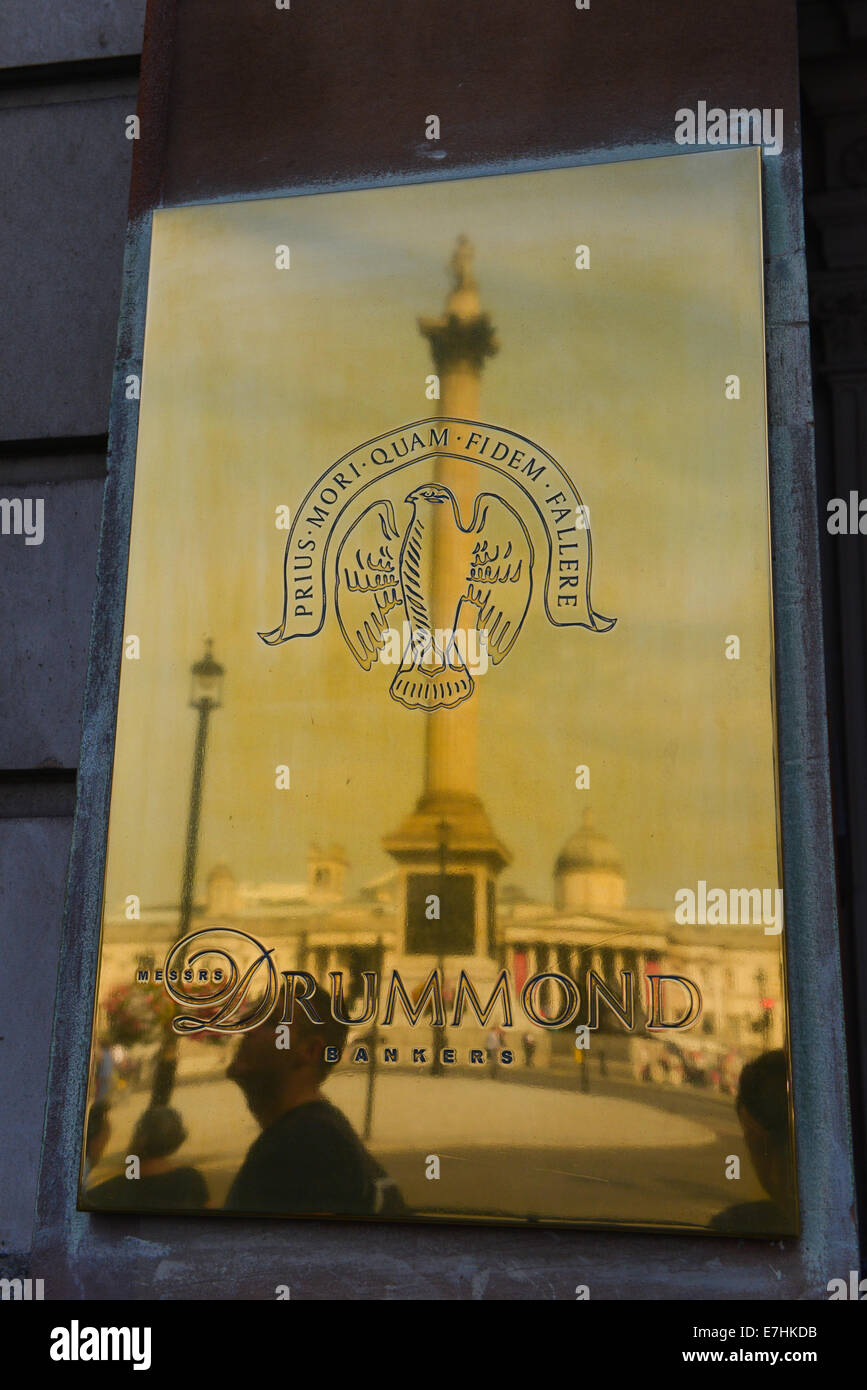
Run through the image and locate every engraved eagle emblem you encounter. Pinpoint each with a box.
[335,482,533,711]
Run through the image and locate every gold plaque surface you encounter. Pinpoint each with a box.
[80,148,797,1235]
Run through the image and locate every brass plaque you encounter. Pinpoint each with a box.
[80,148,797,1235]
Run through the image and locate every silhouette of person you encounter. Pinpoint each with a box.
[83,1099,111,1182]
[93,1038,115,1100]
[86,1106,209,1211]
[575,1044,590,1092]
[224,984,406,1218]
[710,1049,797,1234]
[485,1027,501,1077]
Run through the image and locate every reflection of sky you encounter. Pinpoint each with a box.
[106,147,778,917]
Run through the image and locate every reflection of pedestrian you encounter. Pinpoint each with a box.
[93,1040,115,1100]
[86,1106,209,1211]
[225,985,406,1217]
[521,1032,536,1068]
[83,1100,111,1182]
[111,1041,132,1091]
[575,1046,590,1092]
[485,1028,500,1078]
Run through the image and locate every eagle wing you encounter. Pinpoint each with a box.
[335,500,404,669]
[461,493,533,664]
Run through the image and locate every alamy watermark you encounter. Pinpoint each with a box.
[0,497,44,546]
[378,623,489,676]
[827,492,867,534]
[50,1322,151,1370]
[675,881,783,936]
[675,103,783,157]
[827,1271,867,1300]
[0,1277,44,1300]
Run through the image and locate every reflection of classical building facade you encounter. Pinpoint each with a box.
[103,815,784,1053]
[496,812,784,1050]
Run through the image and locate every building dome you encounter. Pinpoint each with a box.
[554,811,626,912]
[555,810,623,874]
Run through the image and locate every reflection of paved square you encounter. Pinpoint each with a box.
[84,1068,766,1226]
[383,1145,749,1228]
[325,1071,716,1152]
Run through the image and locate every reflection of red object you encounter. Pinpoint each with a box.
[513,952,528,992]
[411,978,454,1006]
[102,982,174,1044]
[761,998,775,1010]
[643,970,659,1012]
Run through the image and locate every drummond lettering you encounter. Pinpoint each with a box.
[159,929,702,1035]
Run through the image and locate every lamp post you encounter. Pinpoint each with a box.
[150,638,224,1106]
[431,817,450,1078]
[178,639,224,939]
[362,935,384,1142]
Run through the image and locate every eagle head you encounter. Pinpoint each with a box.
[405,483,452,506]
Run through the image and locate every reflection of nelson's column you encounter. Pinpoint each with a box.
[383,237,509,981]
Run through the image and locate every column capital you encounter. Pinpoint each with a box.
[419,312,499,374]
[419,235,499,373]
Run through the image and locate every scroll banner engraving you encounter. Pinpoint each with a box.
[259,418,616,651]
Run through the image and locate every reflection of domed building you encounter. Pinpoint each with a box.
[554,810,626,913]
[497,811,667,1001]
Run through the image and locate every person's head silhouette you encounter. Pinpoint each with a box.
[226,983,348,1129]
[131,1106,187,1162]
[736,1049,793,1211]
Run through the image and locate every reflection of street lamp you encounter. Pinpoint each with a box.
[151,638,224,1106]
[431,818,450,1078]
[362,936,384,1142]
[179,640,224,939]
